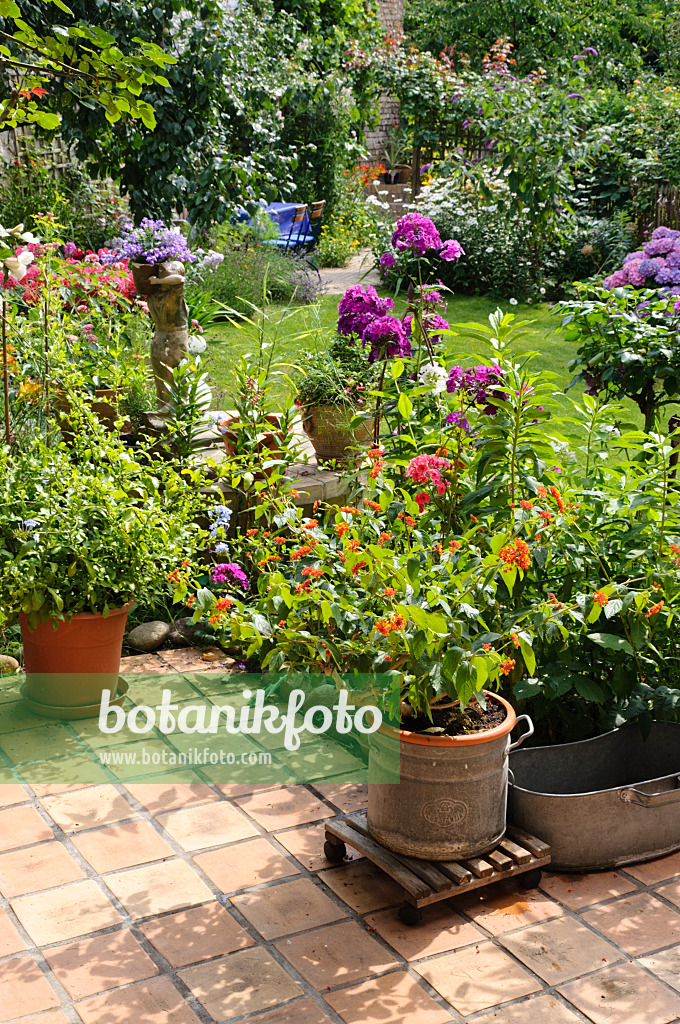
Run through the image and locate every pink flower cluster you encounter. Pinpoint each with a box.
[406,454,451,495]
[604,227,680,293]
[1,245,135,308]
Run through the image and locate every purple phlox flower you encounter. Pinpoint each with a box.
[337,284,394,339]
[445,410,471,434]
[362,315,411,364]
[440,238,465,263]
[567,93,584,99]
[391,213,442,256]
[211,563,249,592]
[379,252,397,271]
[446,364,507,412]
[485,138,497,148]
[462,119,471,129]
[582,47,598,56]
[420,163,433,176]
[403,312,450,343]
[422,290,442,305]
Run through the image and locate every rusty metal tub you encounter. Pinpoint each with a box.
[508,723,680,871]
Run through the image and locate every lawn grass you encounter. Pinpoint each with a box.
[204,292,577,409]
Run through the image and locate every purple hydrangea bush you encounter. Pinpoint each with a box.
[604,227,680,295]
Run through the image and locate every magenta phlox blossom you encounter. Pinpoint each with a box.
[403,312,450,344]
[362,315,412,364]
[211,563,249,591]
[391,213,443,255]
[337,285,394,338]
[446,364,507,413]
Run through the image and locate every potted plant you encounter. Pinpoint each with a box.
[0,419,203,718]
[382,127,412,185]
[295,342,376,466]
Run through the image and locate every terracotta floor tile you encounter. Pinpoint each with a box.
[0,803,53,851]
[194,836,299,892]
[454,878,563,935]
[558,960,680,1024]
[43,929,159,999]
[156,800,258,851]
[0,907,27,956]
[235,786,335,830]
[12,878,123,944]
[314,783,368,814]
[583,892,680,955]
[104,859,214,919]
[318,860,405,914]
[625,851,680,886]
[71,819,174,873]
[275,920,397,987]
[640,946,680,993]
[541,870,639,909]
[179,947,302,1019]
[471,994,583,1023]
[365,902,486,961]
[40,785,135,832]
[139,900,254,967]
[232,877,346,939]
[0,840,85,896]
[245,998,334,1024]
[325,971,452,1024]
[216,782,282,798]
[0,723,83,764]
[9,1013,72,1024]
[75,975,203,1024]
[656,877,680,913]
[276,822,362,873]
[0,957,61,1022]
[21,753,109,788]
[500,914,623,984]
[159,647,235,672]
[414,941,541,1015]
[124,781,219,814]
[120,653,169,673]
[0,783,28,806]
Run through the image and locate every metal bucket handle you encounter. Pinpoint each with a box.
[620,777,680,807]
[507,714,534,753]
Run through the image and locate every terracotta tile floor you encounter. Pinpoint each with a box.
[1,649,680,1022]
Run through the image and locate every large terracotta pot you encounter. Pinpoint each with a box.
[367,693,533,860]
[19,603,133,715]
[302,404,374,466]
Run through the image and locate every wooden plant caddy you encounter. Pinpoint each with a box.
[323,811,551,926]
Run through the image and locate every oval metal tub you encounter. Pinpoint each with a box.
[508,722,680,871]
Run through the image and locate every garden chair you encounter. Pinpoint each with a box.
[264,203,308,253]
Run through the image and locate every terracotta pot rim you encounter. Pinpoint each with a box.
[19,601,134,629]
[384,691,516,747]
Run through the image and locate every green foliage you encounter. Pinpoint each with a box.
[559,285,680,429]
[0,419,206,625]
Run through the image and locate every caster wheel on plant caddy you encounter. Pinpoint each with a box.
[520,868,542,890]
[398,902,422,926]
[324,840,346,863]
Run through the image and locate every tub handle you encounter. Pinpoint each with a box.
[620,779,680,807]
[508,714,534,752]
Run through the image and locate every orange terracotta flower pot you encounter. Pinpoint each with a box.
[19,602,133,713]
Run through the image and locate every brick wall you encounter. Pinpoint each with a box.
[364,0,404,163]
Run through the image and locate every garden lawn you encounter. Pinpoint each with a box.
[205,292,577,402]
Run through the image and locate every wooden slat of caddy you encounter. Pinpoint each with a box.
[345,813,455,893]
[325,819,431,900]
[499,838,532,864]
[507,825,551,858]
[460,856,494,879]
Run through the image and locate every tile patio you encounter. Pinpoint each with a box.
[1,648,680,1023]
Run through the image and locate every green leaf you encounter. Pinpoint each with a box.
[575,677,606,702]
[587,633,634,655]
[397,392,413,419]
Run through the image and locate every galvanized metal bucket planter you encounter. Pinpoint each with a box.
[367,693,534,861]
[509,722,680,871]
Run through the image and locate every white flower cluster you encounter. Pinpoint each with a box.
[419,361,448,394]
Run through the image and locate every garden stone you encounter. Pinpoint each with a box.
[0,655,19,675]
[127,621,171,653]
[167,616,198,648]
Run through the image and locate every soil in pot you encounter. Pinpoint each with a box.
[402,697,507,737]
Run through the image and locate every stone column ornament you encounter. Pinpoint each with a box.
[131,260,189,406]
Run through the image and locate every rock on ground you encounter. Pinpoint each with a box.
[127,621,171,653]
